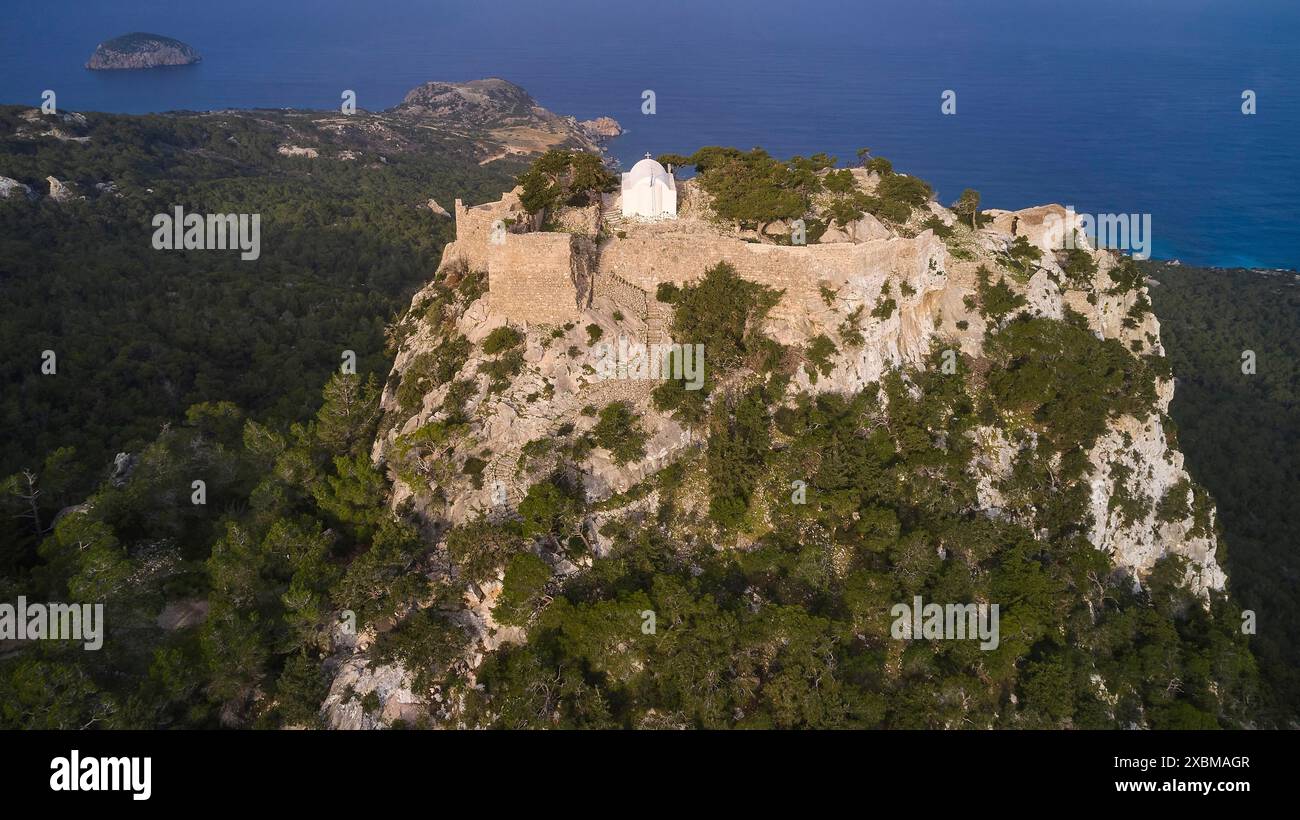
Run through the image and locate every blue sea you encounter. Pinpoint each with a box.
[2,0,1297,268]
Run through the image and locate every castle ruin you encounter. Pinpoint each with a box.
[441,180,950,358]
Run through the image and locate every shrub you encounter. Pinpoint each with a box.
[518,480,578,538]
[706,386,770,528]
[1156,478,1192,523]
[866,156,893,176]
[518,149,617,215]
[492,553,552,627]
[445,517,526,587]
[876,173,932,208]
[976,266,1027,326]
[827,194,868,227]
[688,146,815,230]
[656,282,680,303]
[592,402,647,465]
[478,349,524,393]
[461,456,487,489]
[1059,248,1098,289]
[869,297,896,322]
[921,215,954,239]
[396,335,470,416]
[482,326,524,355]
[985,317,1157,450]
[806,334,838,382]
[823,168,856,193]
[664,261,780,371]
[1106,257,1145,295]
[441,378,476,422]
[653,262,781,423]
[1008,236,1043,273]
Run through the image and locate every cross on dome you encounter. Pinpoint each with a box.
[619,153,678,220]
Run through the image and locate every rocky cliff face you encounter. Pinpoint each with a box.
[324,173,1228,728]
[86,33,200,70]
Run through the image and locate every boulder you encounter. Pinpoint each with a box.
[276,145,319,158]
[46,176,80,203]
[0,176,34,201]
[848,212,891,242]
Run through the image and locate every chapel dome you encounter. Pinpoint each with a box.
[626,157,672,184]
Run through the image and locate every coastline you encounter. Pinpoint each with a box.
[2,98,1296,272]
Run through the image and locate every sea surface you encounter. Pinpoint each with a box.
[2,0,1297,268]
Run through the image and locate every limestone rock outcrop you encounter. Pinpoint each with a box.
[86,33,200,70]
[392,182,1226,600]
[46,176,80,203]
[0,176,34,201]
[334,165,1229,728]
[580,116,624,140]
[277,144,319,158]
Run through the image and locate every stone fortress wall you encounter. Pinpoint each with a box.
[440,188,948,344]
[595,230,944,333]
[449,197,501,273]
[486,231,595,325]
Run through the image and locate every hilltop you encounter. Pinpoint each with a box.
[321,147,1256,729]
[389,78,619,160]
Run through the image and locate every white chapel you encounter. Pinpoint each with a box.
[620,153,677,220]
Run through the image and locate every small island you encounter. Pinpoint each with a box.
[86,32,200,70]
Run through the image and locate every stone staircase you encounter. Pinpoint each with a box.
[482,444,524,509]
[645,300,672,346]
[600,271,673,346]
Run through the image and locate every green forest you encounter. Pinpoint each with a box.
[0,105,518,568]
[0,107,515,725]
[1145,262,1300,722]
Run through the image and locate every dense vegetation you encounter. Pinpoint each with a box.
[659,146,935,240]
[0,105,517,574]
[1146,262,1300,723]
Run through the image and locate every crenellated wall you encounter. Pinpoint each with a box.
[442,192,530,275]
